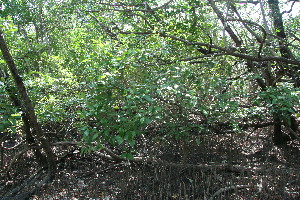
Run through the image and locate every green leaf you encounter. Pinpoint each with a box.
[115,135,124,145]
[128,139,135,147]
[143,95,152,102]
[121,153,134,160]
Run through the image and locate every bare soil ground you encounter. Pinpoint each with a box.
[1,125,300,200]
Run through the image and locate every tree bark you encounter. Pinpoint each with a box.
[267,0,299,144]
[4,80,46,165]
[268,0,300,87]
[0,29,56,179]
[267,0,295,59]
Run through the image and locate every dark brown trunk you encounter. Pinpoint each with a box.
[267,0,294,59]
[268,0,300,87]
[272,114,299,145]
[273,114,288,145]
[4,80,47,164]
[267,0,299,144]
[0,29,56,179]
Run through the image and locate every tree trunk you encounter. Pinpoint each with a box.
[0,29,56,179]
[267,0,294,59]
[267,0,299,144]
[273,114,287,145]
[268,0,300,87]
[0,67,47,164]
[4,80,47,165]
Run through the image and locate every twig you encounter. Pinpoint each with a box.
[87,13,119,41]
[282,0,298,14]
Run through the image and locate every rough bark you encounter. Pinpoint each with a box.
[0,29,56,179]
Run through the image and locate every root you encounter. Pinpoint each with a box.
[0,167,50,200]
[208,185,253,200]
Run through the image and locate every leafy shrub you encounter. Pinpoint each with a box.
[78,64,244,155]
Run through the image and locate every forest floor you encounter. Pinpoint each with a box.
[1,125,300,200]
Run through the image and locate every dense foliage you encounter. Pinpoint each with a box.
[0,0,299,199]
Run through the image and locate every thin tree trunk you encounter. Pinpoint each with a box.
[4,79,47,165]
[0,29,56,179]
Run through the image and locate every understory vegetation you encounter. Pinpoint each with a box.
[0,0,300,199]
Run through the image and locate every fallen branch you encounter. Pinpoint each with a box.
[208,185,253,200]
[99,146,256,174]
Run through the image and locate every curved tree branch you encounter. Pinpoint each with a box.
[226,18,267,58]
[87,12,119,41]
[158,32,300,65]
[282,0,298,14]
[229,3,263,43]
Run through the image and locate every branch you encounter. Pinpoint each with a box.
[223,52,300,65]
[5,146,32,175]
[143,0,174,12]
[282,0,298,14]
[84,0,174,13]
[214,0,260,4]
[207,0,242,47]
[229,3,263,43]
[5,141,82,175]
[119,31,153,35]
[1,167,51,200]
[226,18,266,58]
[126,13,154,30]
[99,145,254,173]
[289,32,300,43]
[153,53,226,65]
[157,31,300,64]
[284,125,300,143]
[158,32,300,65]
[226,71,248,80]
[87,13,119,41]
